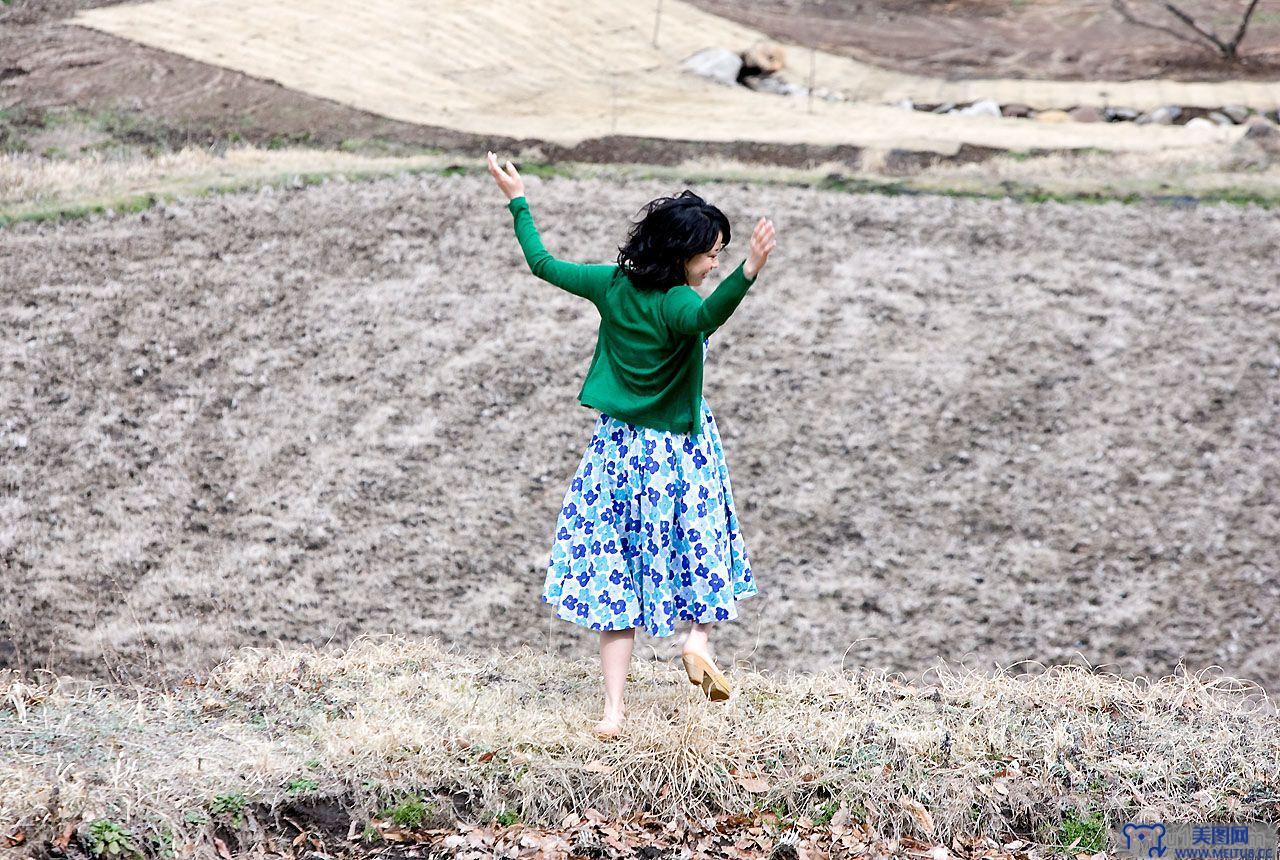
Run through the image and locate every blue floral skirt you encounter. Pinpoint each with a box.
[542,375,757,638]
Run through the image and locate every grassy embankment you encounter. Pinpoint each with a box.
[2,108,1279,228]
[1,635,1276,858]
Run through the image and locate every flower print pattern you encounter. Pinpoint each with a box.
[543,338,757,637]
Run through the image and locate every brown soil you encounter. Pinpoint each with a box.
[2,171,1276,695]
[690,0,1280,83]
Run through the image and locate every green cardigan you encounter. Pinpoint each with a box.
[506,195,756,438]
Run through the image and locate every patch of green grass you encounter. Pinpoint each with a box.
[86,818,142,858]
[378,795,431,828]
[337,138,445,157]
[360,823,382,843]
[519,162,572,179]
[1054,808,1108,855]
[146,825,175,860]
[207,792,247,828]
[494,809,520,827]
[0,106,44,153]
[182,809,210,827]
[284,776,319,794]
[767,800,795,831]
[811,800,840,826]
[266,131,316,150]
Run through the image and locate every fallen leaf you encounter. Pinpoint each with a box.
[898,795,935,836]
[736,774,770,793]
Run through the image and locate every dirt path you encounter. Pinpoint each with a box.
[2,171,1276,694]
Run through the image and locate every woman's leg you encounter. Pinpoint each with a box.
[597,627,635,729]
[682,620,714,660]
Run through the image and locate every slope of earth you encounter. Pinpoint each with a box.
[1,0,1271,166]
[62,0,1261,153]
[2,171,1277,691]
[690,0,1280,83]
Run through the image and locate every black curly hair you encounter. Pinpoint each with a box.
[615,190,731,293]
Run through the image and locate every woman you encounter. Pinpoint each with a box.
[487,151,777,739]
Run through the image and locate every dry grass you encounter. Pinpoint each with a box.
[3,139,1278,230]
[0,147,455,223]
[1,635,1277,857]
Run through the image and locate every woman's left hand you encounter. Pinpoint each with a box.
[487,151,526,200]
[743,217,776,280]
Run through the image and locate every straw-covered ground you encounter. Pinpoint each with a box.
[3,130,1280,227]
[3,153,1278,693]
[2,143,1278,856]
[1,635,1277,859]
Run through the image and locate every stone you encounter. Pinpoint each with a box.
[1229,117,1280,163]
[1033,109,1073,123]
[1206,111,1235,126]
[957,99,1001,118]
[1244,116,1277,139]
[1221,104,1251,123]
[1068,106,1103,123]
[1136,105,1181,125]
[1184,117,1216,130]
[741,73,801,96]
[1001,103,1033,118]
[679,47,742,87]
[1105,107,1140,121]
[931,101,957,114]
[892,98,915,111]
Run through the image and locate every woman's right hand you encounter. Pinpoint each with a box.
[744,217,776,280]
[487,151,526,200]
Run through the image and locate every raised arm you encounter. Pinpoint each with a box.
[662,214,775,336]
[506,196,611,303]
[487,151,610,303]
[661,261,757,336]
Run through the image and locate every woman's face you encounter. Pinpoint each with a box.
[683,232,724,286]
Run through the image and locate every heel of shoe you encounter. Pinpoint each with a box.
[681,654,703,685]
[700,670,731,701]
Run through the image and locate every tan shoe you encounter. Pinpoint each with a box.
[681,651,731,701]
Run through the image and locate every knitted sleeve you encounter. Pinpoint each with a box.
[660,260,757,336]
[507,196,611,304]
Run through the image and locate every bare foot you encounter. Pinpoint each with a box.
[592,708,626,739]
